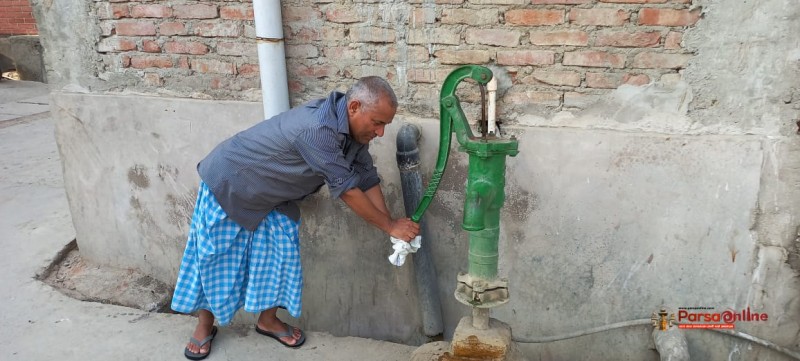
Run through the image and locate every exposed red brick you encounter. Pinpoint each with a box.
[442,9,498,25]
[407,0,464,4]
[288,80,304,93]
[98,37,137,52]
[408,29,460,45]
[220,6,254,20]
[434,50,494,64]
[116,21,157,36]
[563,51,626,68]
[191,59,236,74]
[164,41,209,55]
[407,68,437,83]
[505,10,564,26]
[130,4,172,18]
[374,46,429,62]
[291,64,339,78]
[586,72,621,88]
[111,4,130,19]
[326,8,361,23]
[98,4,129,19]
[530,30,588,46]
[623,73,651,86]
[595,31,661,47]
[173,4,218,19]
[143,73,163,86]
[158,22,186,36]
[533,0,591,3]
[497,50,555,66]
[569,8,629,26]
[466,29,521,47]
[322,46,364,60]
[410,8,436,27]
[217,42,257,57]
[0,0,38,35]
[664,31,682,49]
[523,71,581,86]
[282,7,322,23]
[632,52,692,69]
[238,63,260,77]
[193,22,241,37]
[350,26,396,43]
[638,8,701,26]
[291,27,346,43]
[178,56,190,69]
[130,56,173,69]
[209,76,228,90]
[600,0,667,3]
[141,40,161,53]
[117,39,137,51]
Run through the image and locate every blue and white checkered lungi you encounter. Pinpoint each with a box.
[171,181,303,326]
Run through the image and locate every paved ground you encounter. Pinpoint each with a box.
[0,79,417,361]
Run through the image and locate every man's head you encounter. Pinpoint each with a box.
[345,76,398,144]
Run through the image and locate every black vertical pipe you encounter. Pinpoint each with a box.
[396,124,444,338]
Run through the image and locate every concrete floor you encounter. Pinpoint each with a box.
[0,79,416,361]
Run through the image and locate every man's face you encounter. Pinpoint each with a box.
[347,97,396,145]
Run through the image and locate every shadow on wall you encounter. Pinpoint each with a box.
[0,35,46,82]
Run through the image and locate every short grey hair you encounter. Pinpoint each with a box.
[345,76,398,111]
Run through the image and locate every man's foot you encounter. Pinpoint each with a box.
[185,323,216,358]
[255,319,303,346]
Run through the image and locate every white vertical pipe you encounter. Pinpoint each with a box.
[252,0,290,119]
[487,77,497,135]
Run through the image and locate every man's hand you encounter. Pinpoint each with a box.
[389,218,420,242]
[340,187,421,241]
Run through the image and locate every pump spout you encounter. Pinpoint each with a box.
[463,178,496,231]
[462,151,509,232]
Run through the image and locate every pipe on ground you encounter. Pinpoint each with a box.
[396,124,444,338]
[653,327,690,361]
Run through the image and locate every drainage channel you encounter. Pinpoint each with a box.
[36,239,175,314]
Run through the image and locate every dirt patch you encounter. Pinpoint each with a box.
[37,240,173,313]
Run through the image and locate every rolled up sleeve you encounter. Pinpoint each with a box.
[353,145,381,191]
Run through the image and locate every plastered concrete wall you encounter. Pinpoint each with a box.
[37,0,800,359]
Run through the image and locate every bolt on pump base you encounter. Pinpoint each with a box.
[408,65,525,361]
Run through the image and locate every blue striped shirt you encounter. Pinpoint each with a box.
[198,91,381,231]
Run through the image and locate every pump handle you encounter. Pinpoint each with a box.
[411,65,493,223]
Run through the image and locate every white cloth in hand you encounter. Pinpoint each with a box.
[388,236,422,266]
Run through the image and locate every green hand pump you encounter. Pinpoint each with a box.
[412,65,519,330]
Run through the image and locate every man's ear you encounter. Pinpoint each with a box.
[347,99,361,115]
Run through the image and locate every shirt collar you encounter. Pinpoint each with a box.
[334,93,350,135]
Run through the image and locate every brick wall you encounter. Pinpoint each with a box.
[0,0,38,35]
[94,0,699,117]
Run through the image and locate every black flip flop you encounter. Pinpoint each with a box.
[184,326,218,360]
[255,323,306,348]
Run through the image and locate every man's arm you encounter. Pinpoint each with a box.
[340,186,419,241]
[363,184,390,217]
